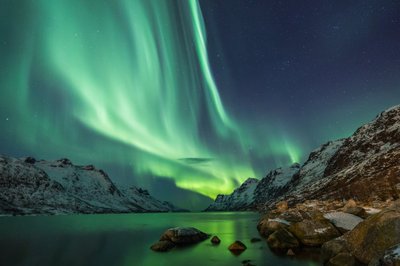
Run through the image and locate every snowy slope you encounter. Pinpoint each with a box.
[253,163,300,208]
[205,178,259,211]
[0,156,183,215]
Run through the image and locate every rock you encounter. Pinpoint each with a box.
[279,209,306,223]
[286,249,295,256]
[159,227,209,245]
[257,217,289,238]
[150,240,175,252]
[344,199,357,209]
[344,206,368,219]
[276,201,289,212]
[327,252,356,266]
[369,244,400,266]
[241,260,255,266]
[211,236,221,244]
[228,241,247,255]
[321,237,350,263]
[288,218,341,246]
[345,208,400,264]
[266,228,300,251]
[250,237,261,243]
[24,157,36,164]
[324,212,364,233]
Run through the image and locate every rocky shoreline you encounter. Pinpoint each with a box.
[257,199,400,265]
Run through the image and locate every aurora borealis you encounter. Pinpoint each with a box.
[1,0,400,209]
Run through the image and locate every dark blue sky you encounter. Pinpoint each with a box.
[201,0,400,152]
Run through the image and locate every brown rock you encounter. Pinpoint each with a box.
[228,241,247,255]
[286,249,295,256]
[321,237,349,263]
[344,206,368,219]
[266,228,300,251]
[159,227,209,245]
[288,218,341,247]
[344,199,357,209]
[369,244,400,266]
[276,201,289,212]
[211,236,221,244]
[150,240,175,252]
[327,252,356,266]
[257,217,289,238]
[345,208,400,264]
[279,210,306,223]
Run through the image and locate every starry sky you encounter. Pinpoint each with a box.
[1,0,400,209]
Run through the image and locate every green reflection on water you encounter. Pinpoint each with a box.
[0,212,320,266]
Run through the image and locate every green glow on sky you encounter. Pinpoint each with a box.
[0,0,301,199]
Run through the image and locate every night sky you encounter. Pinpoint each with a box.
[1,0,400,209]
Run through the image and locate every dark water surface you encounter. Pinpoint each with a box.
[0,212,320,266]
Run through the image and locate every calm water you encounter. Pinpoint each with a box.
[0,212,320,266]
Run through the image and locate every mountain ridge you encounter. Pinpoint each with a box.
[0,156,185,215]
[205,105,400,211]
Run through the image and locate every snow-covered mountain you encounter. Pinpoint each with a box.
[253,163,301,208]
[0,156,184,215]
[204,178,259,211]
[205,105,400,211]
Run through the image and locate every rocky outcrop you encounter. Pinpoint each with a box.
[205,178,259,211]
[258,199,400,265]
[0,155,183,215]
[320,201,400,265]
[151,227,209,252]
[344,206,400,264]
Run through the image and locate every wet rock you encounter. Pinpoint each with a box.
[288,218,341,246]
[257,217,289,238]
[266,228,299,251]
[159,227,209,245]
[211,236,221,244]
[228,241,247,255]
[321,237,350,264]
[241,259,255,266]
[250,237,261,243]
[286,249,295,256]
[150,240,175,252]
[345,208,400,264]
[327,252,356,266]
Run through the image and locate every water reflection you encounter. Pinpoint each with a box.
[0,212,320,266]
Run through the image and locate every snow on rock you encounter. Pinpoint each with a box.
[0,155,183,215]
[324,212,363,231]
[205,178,259,211]
[253,163,300,208]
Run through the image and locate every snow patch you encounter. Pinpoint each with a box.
[324,212,363,231]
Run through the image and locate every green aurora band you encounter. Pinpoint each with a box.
[0,0,301,199]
